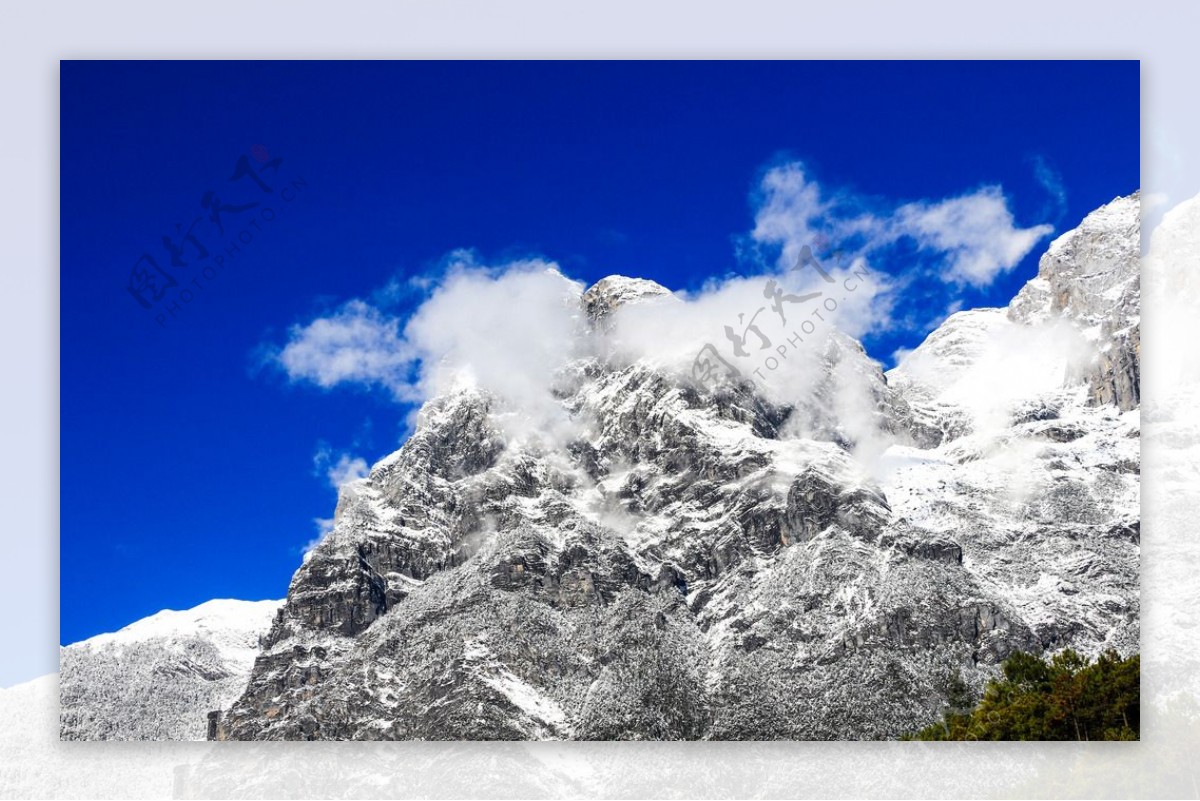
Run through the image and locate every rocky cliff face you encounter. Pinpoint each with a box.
[213,195,1140,741]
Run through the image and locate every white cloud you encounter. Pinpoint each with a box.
[312,445,370,489]
[327,454,369,489]
[402,259,586,412]
[1033,155,1068,219]
[269,160,1053,475]
[890,345,914,368]
[749,163,1052,290]
[605,257,894,407]
[893,187,1054,287]
[743,162,1055,464]
[750,162,830,270]
[274,257,587,445]
[276,300,411,397]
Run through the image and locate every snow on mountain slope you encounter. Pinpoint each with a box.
[59,599,281,740]
[77,599,281,667]
[881,194,1140,656]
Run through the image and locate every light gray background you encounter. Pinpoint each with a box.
[2,1,1197,797]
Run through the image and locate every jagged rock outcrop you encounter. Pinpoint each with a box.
[1009,192,1141,409]
[211,194,1140,741]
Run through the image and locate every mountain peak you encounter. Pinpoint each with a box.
[581,275,675,324]
[60,598,281,740]
[69,598,281,652]
[1009,191,1140,326]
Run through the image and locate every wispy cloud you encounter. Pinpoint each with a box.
[1032,154,1069,221]
[276,300,412,397]
[327,454,369,489]
[303,516,337,560]
[749,161,1054,289]
[893,188,1054,287]
[302,448,369,558]
[312,445,369,489]
[749,162,831,269]
[271,255,587,443]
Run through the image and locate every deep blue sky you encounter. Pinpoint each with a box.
[60,61,1138,644]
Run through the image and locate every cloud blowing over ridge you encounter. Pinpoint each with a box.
[267,161,1053,448]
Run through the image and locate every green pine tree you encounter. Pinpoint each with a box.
[904,650,1139,741]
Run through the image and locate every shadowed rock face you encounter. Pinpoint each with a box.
[214,194,1140,741]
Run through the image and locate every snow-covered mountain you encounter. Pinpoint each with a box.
[59,599,280,740]
[200,193,1141,741]
[60,193,1140,742]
